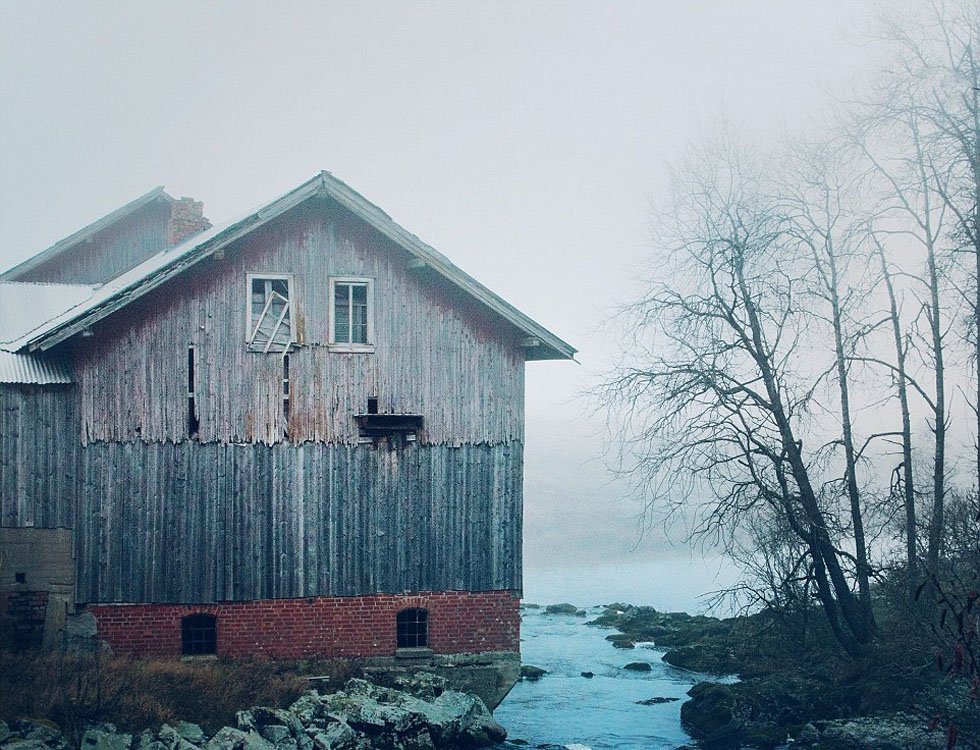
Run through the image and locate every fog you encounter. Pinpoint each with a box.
[0,1,885,590]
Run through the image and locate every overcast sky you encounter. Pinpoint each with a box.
[0,1,884,581]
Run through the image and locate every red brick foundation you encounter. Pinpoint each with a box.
[87,590,519,659]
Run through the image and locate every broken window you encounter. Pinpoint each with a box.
[329,277,373,349]
[247,274,294,353]
[396,608,428,648]
[181,613,217,656]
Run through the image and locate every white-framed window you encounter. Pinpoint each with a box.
[329,276,374,351]
[246,273,295,353]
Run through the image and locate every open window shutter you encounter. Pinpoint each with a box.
[248,290,292,352]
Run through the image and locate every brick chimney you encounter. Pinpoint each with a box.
[168,197,211,246]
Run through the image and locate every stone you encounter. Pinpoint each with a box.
[158,725,202,750]
[173,723,206,745]
[520,665,547,681]
[623,662,652,672]
[543,603,579,615]
[635,697,679,705]
[81,728,133,750]
[580,672,594,679]
[611,641,635,649]
[0,722,11,745]
[206,728,248,750]
[18,721,63,746]
[308,722,357,750]
[289,694,331,729]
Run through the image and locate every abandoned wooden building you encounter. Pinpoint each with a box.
[0,173,575,704]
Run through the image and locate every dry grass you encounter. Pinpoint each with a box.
[0,649,358,742]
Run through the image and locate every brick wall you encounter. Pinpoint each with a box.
[87,590,519,659]
[1,590,49,648]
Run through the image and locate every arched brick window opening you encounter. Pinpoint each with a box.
[396,608,428,648]
[181,613,217,655]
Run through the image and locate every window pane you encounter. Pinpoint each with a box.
[351,284,368,344]
[334,284,350,343]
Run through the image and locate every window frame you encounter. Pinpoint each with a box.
[396,607,429,649]
[181,612,217,656]
[328,276,375,352]
[245,273,296,352]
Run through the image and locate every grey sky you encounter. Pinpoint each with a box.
[0,1,881,573]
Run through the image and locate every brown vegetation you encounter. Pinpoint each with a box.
[0,650,357,743]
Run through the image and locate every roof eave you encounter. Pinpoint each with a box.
[22,172,576,360]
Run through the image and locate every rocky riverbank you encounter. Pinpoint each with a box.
[0,678,506,750]
[589,603,973,750]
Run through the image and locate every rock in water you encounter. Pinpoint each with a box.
[580,671,594,679]
[623,662,652,672]
[520,665,548,681]
[544,603,580,615]
[635,697,679,705]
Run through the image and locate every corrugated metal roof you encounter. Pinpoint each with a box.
[11,172,576,360]
[0,350,72,384]
[0,282,97,349]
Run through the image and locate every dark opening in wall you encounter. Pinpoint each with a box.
[367,397,378,414]
[181,613,216,655]
[396,608,428,648]
[282,354,291,432]
[187,346,200,439]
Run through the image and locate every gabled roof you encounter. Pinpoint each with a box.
[7,172,576,360]
[0,187,170,282]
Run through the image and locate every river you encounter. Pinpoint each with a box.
[493,605,732,749]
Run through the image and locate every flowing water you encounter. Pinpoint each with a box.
[493,606,731,750]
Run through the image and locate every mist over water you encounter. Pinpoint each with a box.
[523,556,742,617]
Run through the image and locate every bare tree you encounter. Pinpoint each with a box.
[782,141,878,625]
[601,131,874,655]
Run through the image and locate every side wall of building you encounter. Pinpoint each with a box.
[0,384,77,528]
[73,198,526,447]
[7,200,174,285]
[3,196,526,605]
[88,590,520,659]
[75,441,522,603]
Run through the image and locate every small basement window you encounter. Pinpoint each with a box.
[181,613,217,656]
[247,274,295,353]
[397,608,428,648]
[329,277,374,350]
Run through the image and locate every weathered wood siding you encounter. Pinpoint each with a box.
[0,385,78,528]
[74,199,526,446]
[10,199,172,285]
[75,441,522,603]
[4,197,528,604]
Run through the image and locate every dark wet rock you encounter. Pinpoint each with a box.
[604,633,635,646]
[792,714,946,749]
[662,644,742,674]
[623,662,652,672]
[611,640,635,649]
[543,603,579,615]
[680,675,856,749]
[635,697,679,705]
[519,665,547,681]
[580,672,594,679]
